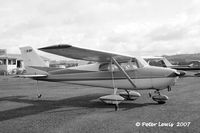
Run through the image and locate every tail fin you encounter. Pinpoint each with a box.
[20,46,48,75]
[20,46,47,67]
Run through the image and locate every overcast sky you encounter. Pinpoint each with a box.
[0,0,200,60]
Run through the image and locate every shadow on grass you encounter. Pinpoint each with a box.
[0,94,158,121]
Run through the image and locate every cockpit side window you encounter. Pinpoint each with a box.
[99,58,139,71]
[121,58,139,70]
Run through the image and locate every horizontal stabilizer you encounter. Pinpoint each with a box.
[14,74,47,78]
[30,66,63,72]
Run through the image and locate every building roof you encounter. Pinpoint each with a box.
[0,54,23,60]
[0,54,51,62]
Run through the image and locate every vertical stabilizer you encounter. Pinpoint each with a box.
[20,46,47,67]
[20,46,48,74]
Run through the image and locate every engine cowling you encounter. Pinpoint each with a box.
[99,94,124,105]
[119,91,141,100]
[152,94,168,104]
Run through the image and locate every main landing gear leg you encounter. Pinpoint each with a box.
[155,90,160,95]
[125,89,131,99]
[149,92,152,98]
[149,90,160,98]
[114,88,119,111]
[168,86,171,91]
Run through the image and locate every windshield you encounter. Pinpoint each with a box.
[99,57,149,71]
[135,57,149,68]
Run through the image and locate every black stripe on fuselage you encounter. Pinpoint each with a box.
[171,67,200,71]
[34,72,177,82]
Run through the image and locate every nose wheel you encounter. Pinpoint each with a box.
[149,90,168,104]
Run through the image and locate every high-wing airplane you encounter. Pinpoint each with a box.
[144,56,200,77]
[18,45,181,110]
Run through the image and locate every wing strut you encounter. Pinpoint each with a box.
[111,57,137,89]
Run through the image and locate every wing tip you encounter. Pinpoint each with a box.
[38,44,72,51]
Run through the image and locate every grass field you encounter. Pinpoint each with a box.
[0,76,200,133]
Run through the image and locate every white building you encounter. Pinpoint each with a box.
[0,54,25,75]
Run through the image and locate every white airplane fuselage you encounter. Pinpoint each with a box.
[19,46,179,91]
[35,65,178,91]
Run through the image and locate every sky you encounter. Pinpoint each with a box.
[0,0,200,60]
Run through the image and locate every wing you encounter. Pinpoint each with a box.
[39,44,132,62]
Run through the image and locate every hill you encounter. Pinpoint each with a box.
[164,53,200,65]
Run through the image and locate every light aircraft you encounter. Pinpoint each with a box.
[18,45,181,110]
[144,56,200,77]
